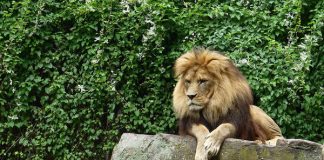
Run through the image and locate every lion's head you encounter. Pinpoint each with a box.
[173,48,253,128]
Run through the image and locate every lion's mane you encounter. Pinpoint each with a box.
[173,48,258,140]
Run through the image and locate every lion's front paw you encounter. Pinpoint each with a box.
[195,149,208,160]
[204,135,222,159]
[195,145,208,160]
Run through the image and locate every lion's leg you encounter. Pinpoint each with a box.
[250,105,283,145]
[188,123,210,160]
[204,123,236,159]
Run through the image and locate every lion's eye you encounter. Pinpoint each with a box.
[198,79,208,84]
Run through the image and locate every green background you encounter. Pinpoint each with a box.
[1,0,323,159]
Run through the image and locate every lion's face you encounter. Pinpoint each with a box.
[173,48,253,121]
[183,67,215,111]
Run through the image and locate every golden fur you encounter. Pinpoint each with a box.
[172,48,283,160]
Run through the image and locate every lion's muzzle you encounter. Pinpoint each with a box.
[188,102,203,111]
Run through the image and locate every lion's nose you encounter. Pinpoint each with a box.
[187,94,197,100]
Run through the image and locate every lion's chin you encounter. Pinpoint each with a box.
[189,104,203,111]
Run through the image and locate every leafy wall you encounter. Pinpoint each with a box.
[0,0,323,159]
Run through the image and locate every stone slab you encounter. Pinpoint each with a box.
[111,133,324,160]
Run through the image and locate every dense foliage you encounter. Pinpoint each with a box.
[0,0,323,159]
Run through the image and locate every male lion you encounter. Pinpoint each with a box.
[172,48,283,160]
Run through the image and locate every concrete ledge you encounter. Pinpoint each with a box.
[111,133,324,160]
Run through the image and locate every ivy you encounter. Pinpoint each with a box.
[0,0,323,159]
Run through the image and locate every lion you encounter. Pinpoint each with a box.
[172,48,283,160]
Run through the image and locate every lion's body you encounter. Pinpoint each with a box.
[172,48,283,160]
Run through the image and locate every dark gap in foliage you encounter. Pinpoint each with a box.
[300,0,320,27]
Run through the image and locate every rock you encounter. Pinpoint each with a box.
[111,133,324,160]
[218,138,323,160]
[111,133,195,160]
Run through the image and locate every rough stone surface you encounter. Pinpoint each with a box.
[111,133,324,160]
[111,133,195,160]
